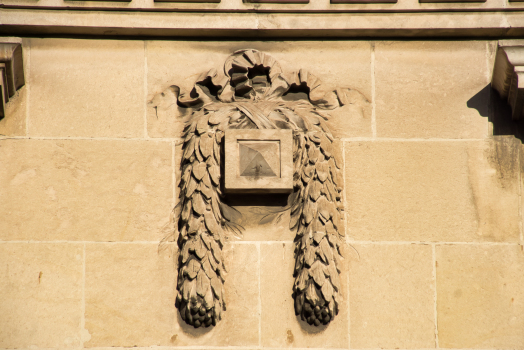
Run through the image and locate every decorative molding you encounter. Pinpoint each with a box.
[152,49,369,329]
[0,42,25,121]
[492,40,524,120]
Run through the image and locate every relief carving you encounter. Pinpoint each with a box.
[152,49,368,328]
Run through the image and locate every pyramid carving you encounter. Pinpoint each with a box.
[239,143,277,177]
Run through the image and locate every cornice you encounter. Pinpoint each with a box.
[0,42,25,121]
[492,40,524,120]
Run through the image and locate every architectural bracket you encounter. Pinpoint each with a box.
[492,40,524,120]
[0,42,25,121]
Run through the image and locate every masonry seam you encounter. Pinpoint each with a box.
[0,240,519,245]
[80,242,86,349]
[432,243,439,349]
[370,42,376,139]
[257,242,262,349]
[144,40,149,139]
[25,38,31,136]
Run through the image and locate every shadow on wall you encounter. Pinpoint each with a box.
[468,84,524,142]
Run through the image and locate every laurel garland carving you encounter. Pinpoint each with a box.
[153,49,369,329]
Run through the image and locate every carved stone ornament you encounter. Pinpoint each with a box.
[0,42,25,120]
[492,40,524,120]
[155,49,367,329]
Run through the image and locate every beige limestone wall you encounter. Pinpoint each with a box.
[1,38,524,350]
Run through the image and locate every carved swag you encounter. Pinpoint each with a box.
[161,50,365,329]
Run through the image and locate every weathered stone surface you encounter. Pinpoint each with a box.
[437,244,524,348]
[344,139,520,242]
[146,41,371,138]
[260,242,348,348]
[85,243,176,347]
[171,243,259,347]
[349,243,435,349]
[0,139,172,241]
[0,243,83,348]
[29,39,145,138]
[375,41,490,139]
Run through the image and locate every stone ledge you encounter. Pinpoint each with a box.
[0,42,25,121]
[492,40,524,120]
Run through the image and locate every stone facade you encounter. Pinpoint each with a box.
[1,8,524,348]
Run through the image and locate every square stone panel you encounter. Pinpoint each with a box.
[225,129,293,194]
[260,242,349,348]
[146,41,371,139]
[29,38,145,138]
[348,243,435,349]
[0,139,173,242]
[436,244,524,349]
[0,243,83,348]
[375,41,489,139]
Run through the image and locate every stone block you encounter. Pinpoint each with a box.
[348,243,435,349]
[0,243,83,348]
[344,139,520,242]
[85,243,176,347]
[170,243,260,347]
[29,39,144,138]
[375,41,489,139]
[260,242,349,348]
[436,244,524,348]
[146,41,371,139]
[0,139,173,241]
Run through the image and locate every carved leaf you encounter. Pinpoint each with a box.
[181,199,191,223]
[210,276,221,299]
[305,246,316,267]
[210,240,222,264]
[192,192,206,215]
[303,199,316,225]
[196,113,210,135]
[187,214,201,235]
[201,255,214,279]
[200,133,214,159]
[192,162,207,181]
[320,237,334,263]
[296,268,308,291]
[187,259,200,280]
[183,136,196,160]
[204,210,220,235]
[201,232,212,249]
[308,145,319,164]
[309,180,322,202]
[182,279,195,301]
[310,261,326,287]
[182,165,192,185]
[194,137,204,162]
[199,182,212,200]
[306,281,319,305]
[195,239,207,259]
[196,270,210,297]
[313,230,326,245]
[209,164,220,186]
[316,162,329,183]
[204,285,214,308]
[321,279,334,301]
[181,244,190,263]
[186,178,198,198]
